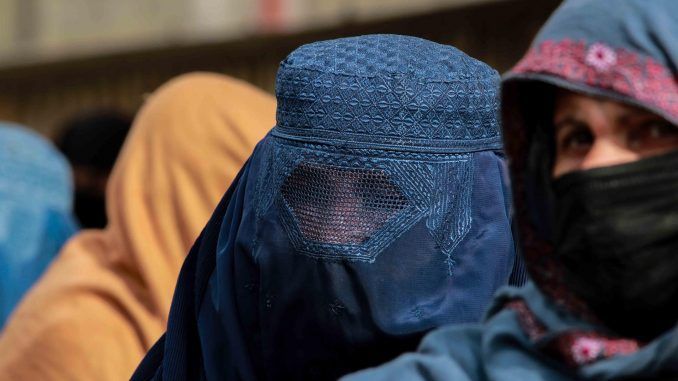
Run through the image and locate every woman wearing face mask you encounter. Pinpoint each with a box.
[343,0,678,380]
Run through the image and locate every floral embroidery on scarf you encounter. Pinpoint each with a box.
[585,43,617,72]
[506,299,547,341]
[551,331,640,367]
[569,336,604,364]
[506,298,641,368]
[512,39,678,122]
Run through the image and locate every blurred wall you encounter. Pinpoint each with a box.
[0,0,510,64]
[0,0,260,65]
[0,0,561,136]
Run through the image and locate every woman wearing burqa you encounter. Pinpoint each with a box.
[133,34,523,381]
[344,0,678,380]
[0,123,77,327]
[0,73,275,380]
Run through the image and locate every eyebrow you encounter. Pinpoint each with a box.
[616,110,662,126]
[553,116,586,132]
[616,109,642,125]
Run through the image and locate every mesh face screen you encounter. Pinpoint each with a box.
[281,161,409,245]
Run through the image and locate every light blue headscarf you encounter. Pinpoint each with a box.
[0,123,78,326]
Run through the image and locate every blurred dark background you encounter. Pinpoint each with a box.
[0,0,561,137]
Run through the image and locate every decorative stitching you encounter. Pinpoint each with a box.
[281,35,492,80]
[410,306,425,320]
[512,39,678,122]
[281,162,409,246]
[255,35,497,268]
[276,70,499,145]
[550,331,640,367]
[328,300,346,316]
[275,35,501,149]
[256,138,473,266]
[273,140,427,262]
[264,293,274,309]
[426,160,474,275]
[506,299,641,368]
[506,299,548,342]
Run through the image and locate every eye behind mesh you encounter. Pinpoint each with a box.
[280,161,409,246]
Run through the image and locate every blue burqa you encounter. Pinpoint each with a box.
[133,35,522,380]
[0,123,77,326]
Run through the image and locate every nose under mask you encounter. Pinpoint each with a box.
[552,150,678,341]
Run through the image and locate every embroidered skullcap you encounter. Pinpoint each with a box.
[274,34,501,152]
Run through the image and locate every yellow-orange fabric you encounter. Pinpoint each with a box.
[0,72,275,380]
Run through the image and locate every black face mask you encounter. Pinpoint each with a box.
[74,191,107,229]
[552,151,678,341]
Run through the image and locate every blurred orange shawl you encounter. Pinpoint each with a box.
[0,73,275,380]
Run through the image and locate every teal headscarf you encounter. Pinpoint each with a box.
[0,123,78,326]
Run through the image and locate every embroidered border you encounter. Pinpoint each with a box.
[512,39,678,122]
[549,331,640,367]
[506,299,641,368]
[255,137,474,267]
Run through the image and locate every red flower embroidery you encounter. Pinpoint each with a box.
[570,337,603,364]
[506,300,547,341]
[506,298,642,368]
[512,39,678,123]
[552,331,640,367]
[585,43,617,72]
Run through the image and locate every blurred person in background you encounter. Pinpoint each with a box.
[343,0,678,380]
[56,110,132,229]
[0,123,78,327]
[0,73,276,381]
[133,35,523,381]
